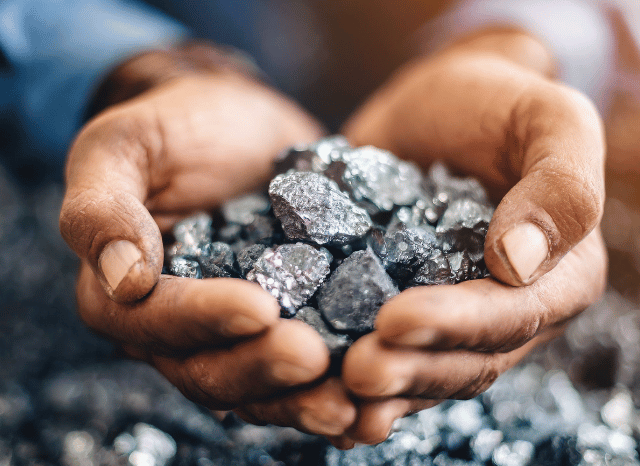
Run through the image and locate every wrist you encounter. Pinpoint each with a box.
[86,41,264,118]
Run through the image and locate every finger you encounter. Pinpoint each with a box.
[60,109,163,302]
[234,378,357,437]
[345,399,441,445]
[77,262,281,352]
[151,319,330,409]
[343,330,552,400]
[483,82,605,285]
[375,229,606,352]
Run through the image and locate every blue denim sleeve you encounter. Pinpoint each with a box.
[0,0,188,165]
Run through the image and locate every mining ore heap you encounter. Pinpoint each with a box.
[165,136,494,355]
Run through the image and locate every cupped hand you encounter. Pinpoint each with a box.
[337,33,608,444]
[59,67,353,421]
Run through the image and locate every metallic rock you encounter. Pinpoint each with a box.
[246,243,332,316]
[374,223,439,284]
[221,194,271,226]
[173,212,212,245]
[427,161,490,206]
[237,244,268,278]
[408,249,455,287]
[197,242,237,278]
[274,136,350,174]
[447,251,485,283]
[330,146,424,214]
[437,199,494,256]
[318,248,399,334]
[169,257,202,279]
[294,307,352,357]
[437,199,493,235]
[269,171,372,245]
[244,213,283,245]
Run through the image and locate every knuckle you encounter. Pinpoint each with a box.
[182,358,233,409]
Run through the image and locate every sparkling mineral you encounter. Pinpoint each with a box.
[374,223,439,285]
[294,307,352,357]
[437,199,493,235]
[269,171,372,245]
[274,136,350,174]
[437,199,493,257]
[171,213,213,256]
[318,248,399,334]
[408,249,455,287]
[197,242,237,278]
[243,213,283,245]
[221,194,270,226]
[427,161,490,206]
[169,257,202,279]
[447,251,484,283]
[236,244,267,278]
[329,146,424,214]
[247,243,332,316]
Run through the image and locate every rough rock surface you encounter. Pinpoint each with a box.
[318,248,399,334]
[294,307,352,357]
[247,243,332,316]
[269,171,372,245]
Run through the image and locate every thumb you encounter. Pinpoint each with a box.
[484,83,605,286]
[60,110,163,302]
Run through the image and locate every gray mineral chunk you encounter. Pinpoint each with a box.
[274,136,350,174]
[447,251,482,283]
[217,223,243,244]
[244,214,283,245]
[237,244,267,278]
[197,242,237,278]
[311,135,351,162]
[221,194,270,226]
[319,248,399,334]
[375,224,439,284]
[437,199,493,255]
[246,243,332,316]
[427,161,491,208]
[437,199,493,235]
[170,213,213,257]
[269,171,372,245]
[274,148,328,174]
[173,213,212,246]
[294,307,352,357]
[408,249,454,287]
[169,257,202,279]
[333,146,423,214]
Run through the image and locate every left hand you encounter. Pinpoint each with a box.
[331,31,608,445]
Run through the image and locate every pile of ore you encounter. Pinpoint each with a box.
[165,137,493,353]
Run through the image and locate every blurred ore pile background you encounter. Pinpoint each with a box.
[3,159,640,466]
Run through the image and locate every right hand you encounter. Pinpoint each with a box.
[59,61,355,426]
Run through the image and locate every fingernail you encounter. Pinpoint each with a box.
[299,410,345,436]
[270,361,316,385]
[500,223,548,283]
[99,240,142,291]
[393,328,438,347]
[225,314,267,336]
